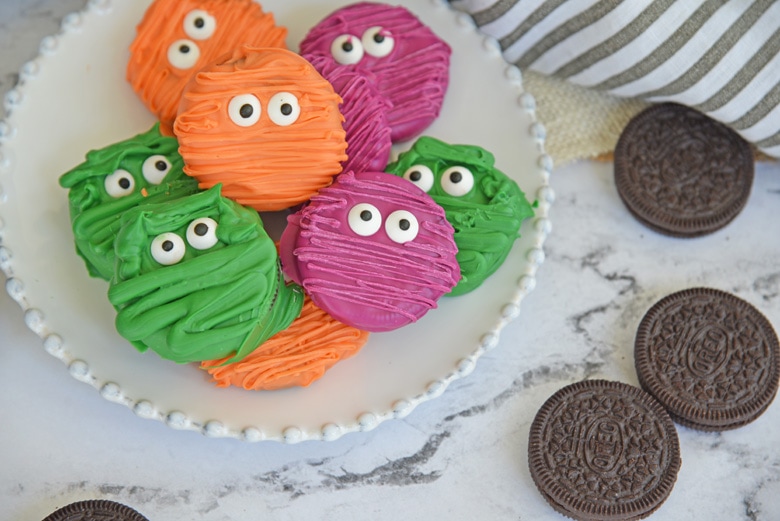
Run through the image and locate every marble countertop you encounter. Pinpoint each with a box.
[2,1,779,520]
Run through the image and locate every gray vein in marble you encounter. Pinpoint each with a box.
[752,272,780,302]
[54,481,193,509]
[317,432,449,489]
[443,364,583,423]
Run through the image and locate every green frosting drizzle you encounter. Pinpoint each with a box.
[59,123,199,280]
[108,185,303,364]
[386,136,535,296]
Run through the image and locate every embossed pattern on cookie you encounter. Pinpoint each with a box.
[528,380,681,521]
[42,499,149,521]
[635,287,780,431]
[614,103,754,238]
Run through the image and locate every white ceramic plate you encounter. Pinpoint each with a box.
[0,0,552,442]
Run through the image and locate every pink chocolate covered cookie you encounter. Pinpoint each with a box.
[304,54,393,174]
[280,171,460,332]
[299,2,451,143]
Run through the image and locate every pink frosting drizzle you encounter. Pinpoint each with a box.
[280,171,460,332]
[299,2,451,142]
[304,54,393,173]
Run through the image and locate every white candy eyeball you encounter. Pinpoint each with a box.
[330,34,364,65]
[186,217,218,250]
[362,26,394,58]
[151,232,186,266]
[267,92,301,127]
[385,210,419,244]
[441,166,474,197]
[167,39,200,69]
[142,155,172,185]
[104,169,135,198]
[348,203,382,236]
[228,94,261,127]
[402,164,434,193]
[183,9,216,40]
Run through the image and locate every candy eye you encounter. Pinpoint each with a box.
[441,166,474,197]
[228,94,261,127]
[183,9,216,40]
[167,39,200,69]
[402,164,434,193]
[267,92,301,127]
[348,203,382,236]
[104,169,135,198]
[330,34,364,65]
[142,155,172,185]
[151,233,186,266]
[186,217,218,250]
[362,26,394,58]
[385,210,419,244]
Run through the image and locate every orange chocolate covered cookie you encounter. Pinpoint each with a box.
[127,0,287,129]
[174,47,348,211]
[201,296,368,391]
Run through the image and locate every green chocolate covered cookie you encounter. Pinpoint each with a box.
[59,123,199,280]
[108,185,304,364]
[386,136,534,296]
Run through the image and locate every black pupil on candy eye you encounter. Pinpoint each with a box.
[239,104,253,118]
[280,103,292,116]
[399,219,410,231]
[342,41,353,52]
[374,33,385,43]
[180,44,190,54]
[194,17,205,28]
[409,171,422,182]
[119,177,131,189]
[360,210,372,221]
[155,160,167,171]
[194,223,209,236]
[162,240,174,252]
[450,171,463,183]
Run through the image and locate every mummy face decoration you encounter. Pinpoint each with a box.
[300,3,451,143]
[108,185,303,364]
[280,171,460,332]
[59,124,199,280]
[173,47,348,212]
[127,0,287,128]
[386,136,535,295]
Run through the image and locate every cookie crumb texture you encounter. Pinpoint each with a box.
[528,380,681,521]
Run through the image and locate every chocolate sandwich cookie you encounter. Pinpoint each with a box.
[635,287,780,431]
[42,499,149,521]
[528,380,681,521]
[614,103,754,238]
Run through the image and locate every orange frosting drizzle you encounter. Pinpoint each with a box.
[174,48,348,211]
[201,296,368,390]
[127,0,287,127]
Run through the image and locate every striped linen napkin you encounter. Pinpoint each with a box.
[451,0,780,160]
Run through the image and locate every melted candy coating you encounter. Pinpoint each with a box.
[299,2,450,142]
[201,296,369,390]
[280,171,460,332]
[59,123,199,280]
[305,53,393,174]
[127,0,287,128]
[108,185,303,363]
[174,47,348,211]
[386,136,535,295]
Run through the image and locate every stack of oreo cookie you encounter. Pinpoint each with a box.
[528,287,779,520]
[527,102,776,520]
